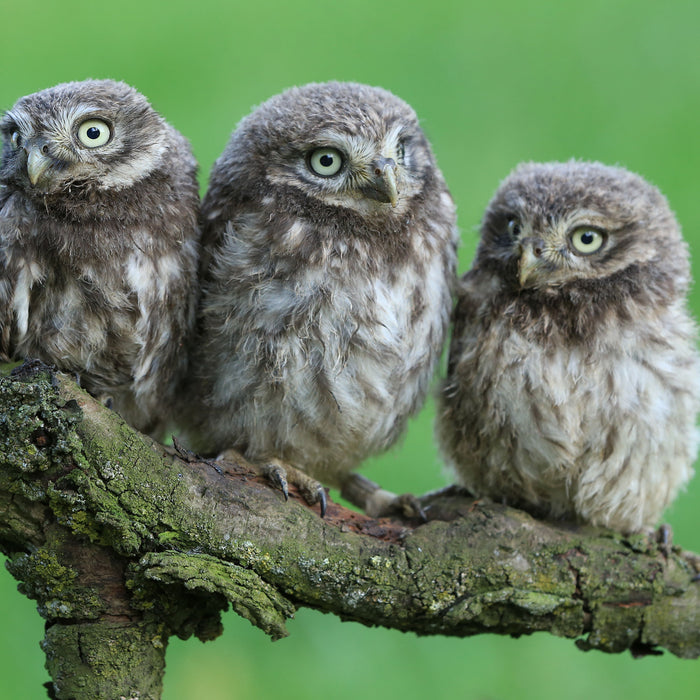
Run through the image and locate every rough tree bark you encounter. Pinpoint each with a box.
[1,362,699,699]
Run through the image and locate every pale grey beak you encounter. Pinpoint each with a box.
[26,146,52,187]
[362,157,400,207]
[518,237,546,287]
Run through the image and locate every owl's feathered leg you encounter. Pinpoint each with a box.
[341,473,426,520]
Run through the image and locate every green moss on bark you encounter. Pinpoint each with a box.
[2,366,700,700]
[134,551,296,641]
[42,621,168,700]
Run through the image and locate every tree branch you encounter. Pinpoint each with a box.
[1,363,699,699]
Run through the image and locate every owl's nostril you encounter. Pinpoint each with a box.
[41,144,49,154]
[520,237,545,259]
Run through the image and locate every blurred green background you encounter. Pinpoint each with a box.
[1,0,700,697]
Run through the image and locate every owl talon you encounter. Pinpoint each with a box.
[172,435,201,463]
[655,523,673,557]
[259,459,328,515]
[317,487,327,518]
[262,462,289,501]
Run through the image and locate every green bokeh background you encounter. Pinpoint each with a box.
[1,0,699,697]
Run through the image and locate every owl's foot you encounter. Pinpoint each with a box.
[217,451,327,516]
[340,473,427,521]
[263,459,327,516]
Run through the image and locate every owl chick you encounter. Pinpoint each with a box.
[181,81,458,516]
[0,79,200,438]
[436,160,700,533]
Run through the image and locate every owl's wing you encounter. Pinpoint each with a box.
[0,249,16,361]
[0,191,21,361]
[198,201,262,286]
[197,218,226,283]
[446,268,486,376]
[127,236,199,406]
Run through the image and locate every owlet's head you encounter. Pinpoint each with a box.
[477,160,688,293]
[1,79,169,196]
[204,81,442,221]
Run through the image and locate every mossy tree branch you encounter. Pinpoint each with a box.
[1,363,700,699]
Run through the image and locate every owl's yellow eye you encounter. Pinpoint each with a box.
[308,148,343,177]
[77,119,111,148]
[10,131,21,149]
[570,228,605,255]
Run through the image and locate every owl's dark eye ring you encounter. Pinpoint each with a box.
[570,227,606,255]
[76,119,112,148]
[308,147,344,177]
[507,217,522,237]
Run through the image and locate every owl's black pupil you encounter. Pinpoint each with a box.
[581,232,594,245]
[86,127,101,140]
[320,154,334,167]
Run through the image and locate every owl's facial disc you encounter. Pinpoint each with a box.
[8,113,117,192]
[307,144,401,208]
[516,226,609,288]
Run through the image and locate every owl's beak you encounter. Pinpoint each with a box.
[517,237,546,287]
[362,158,399,207]
[25,146,52,187]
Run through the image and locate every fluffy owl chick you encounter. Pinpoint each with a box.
[182,81,458,516]
[0,79,200,438]
[437,160,700,534]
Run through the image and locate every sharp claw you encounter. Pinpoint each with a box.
[258,462,289,500]
[274,470,289,501]
[318,487,327,518]
[656,523,673,557]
